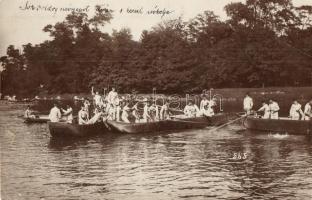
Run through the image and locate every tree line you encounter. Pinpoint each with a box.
[1,0,312,97]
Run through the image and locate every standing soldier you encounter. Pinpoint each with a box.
[243,93,253,115]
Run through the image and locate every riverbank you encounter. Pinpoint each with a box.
[27,86,312,101]
[14,86,311,116]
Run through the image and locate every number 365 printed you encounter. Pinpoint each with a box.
[231,152,248,160]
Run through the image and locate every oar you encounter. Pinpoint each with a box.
[207,114,248,132]
[169,108,184,114]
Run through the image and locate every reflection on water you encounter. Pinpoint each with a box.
[1,104,312,200]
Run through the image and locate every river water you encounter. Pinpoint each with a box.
[1,103,312,200]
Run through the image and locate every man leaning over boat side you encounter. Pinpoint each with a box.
[78,106,89,125]
[200,95,209,110]
[49,103,62,122]
[257,100,270,119]
[184,100,200,118]
[243,93,253,115]
[304,100,312,120]
[160,101,171,120]
[62,105,73,123]
[289,99,304,120]
[268,99,280,119]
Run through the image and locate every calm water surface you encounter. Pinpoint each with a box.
[1,103,312,200]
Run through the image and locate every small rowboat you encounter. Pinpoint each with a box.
[23,115,50,123]
[243,116,312,135]
[107,119,208,134]
[171,113,229,126]
[48,122,109,137]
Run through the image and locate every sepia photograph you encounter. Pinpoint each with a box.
[0,0,312,199]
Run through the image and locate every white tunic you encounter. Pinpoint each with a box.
[304,103,312,120]
[184,105,199,117]
[78,110,89,125]
[269,102,280,119]
[49,106,61,122]
[289,103,303,120]
[200,99,209,110]
[143,104,149,122]
[106,91,118,104]
[160,104,170,120]
[93,94,102,106]
[258,104,270,119]
[63,107,73,123]
[121,106,130,123]
[243,96,253,112]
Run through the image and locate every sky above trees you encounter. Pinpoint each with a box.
[1,0,312,95]
[1,0,311,56]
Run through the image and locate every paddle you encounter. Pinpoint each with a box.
[207,114,248,132]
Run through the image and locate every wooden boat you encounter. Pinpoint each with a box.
[171,113,229,126]
[23,115,50,123]
[48,121,109,137]
[107,119,208,134]
[243,116,312,135]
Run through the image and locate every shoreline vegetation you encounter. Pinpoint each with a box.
[0,0,312,97]
[2,86,310,116]
[17,86,311,100]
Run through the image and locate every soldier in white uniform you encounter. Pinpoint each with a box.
[243,93,253,115]
[160,101,171,120]
[62,105,73,123]
[269,99,280,119]
[289,100,304,120]
[257,101,270,119]
[49,103,62,122]
[200,96,209,110]
[304,100,312,120]
[106,87,118,105]
[184,100,199,118]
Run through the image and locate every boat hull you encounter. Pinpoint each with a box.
[48,122,109,137]
[171,113,229,126]
[23,116,50,123]
[107,119,208,134]
[243,117,312,135]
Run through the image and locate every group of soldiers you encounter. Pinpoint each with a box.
[243,93,312,120]
[75,88,173,125]
[47,88,219,125]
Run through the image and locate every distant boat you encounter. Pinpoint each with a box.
[243,116,312,135]
[48,122,109,137]
[23,115,50,123]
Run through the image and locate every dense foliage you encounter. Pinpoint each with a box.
[1,0,312,96]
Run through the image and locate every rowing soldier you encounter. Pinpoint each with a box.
[49,103,62,122]
[78,106,89,125]
[92,88,102,107]
[24,106,35,118]
[200,96,209,110]
[114,96,122,122]
[149,102,159,121]
[142,98,151,122]
[304,100,312,120]
[257,101,270,119]
[62,105,73,123]
[160,101,171,120]
[289,99,304,120]
[106,87,118,105]
[121,101,131,123]
[184,100,199,117]
[243,93,253,115]
[269,99,280,119]
[132,102,140,122]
